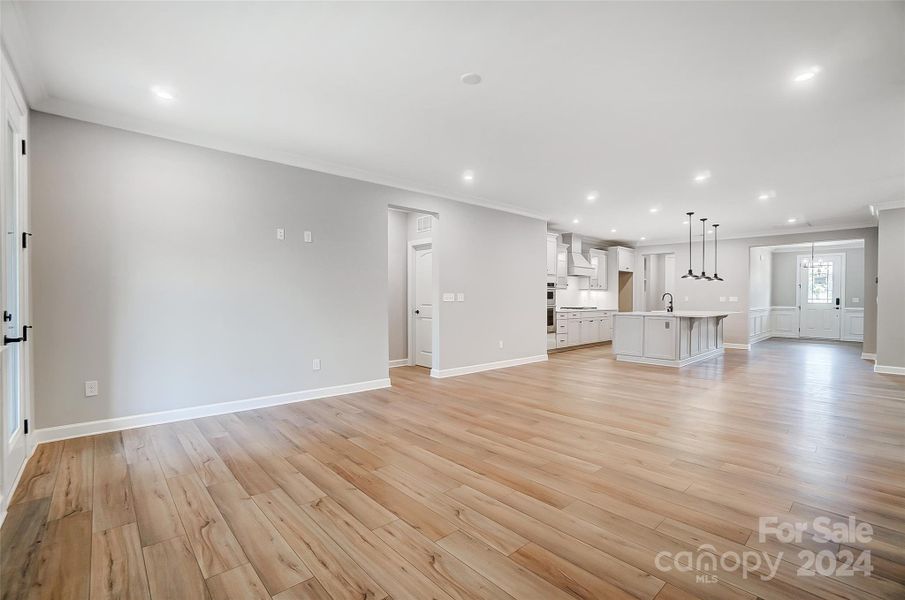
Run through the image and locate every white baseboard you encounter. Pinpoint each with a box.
[388,359,409,368]
[748,333,771,346]
[770,332,799,339]
[32,377,392,445]
[724,343,751,350]
[874,364,905,376]
[430,354,547,379]
[861,353,876,361]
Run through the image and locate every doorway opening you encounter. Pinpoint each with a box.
[640,252,676,312]
[748,239,865,345]
[387,207,438,371]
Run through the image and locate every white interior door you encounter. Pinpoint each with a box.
[413,246,433,368]
[1,58,28,504]
[798,254,843,339]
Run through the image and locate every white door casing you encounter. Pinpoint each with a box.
[412,245,433,368]
[1,51,29,508]
[797,253,844,340]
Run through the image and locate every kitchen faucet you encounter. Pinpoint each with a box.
[662,292,674,313]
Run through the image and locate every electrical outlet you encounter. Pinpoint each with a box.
[85,380,98,397]
[498,340,504,349]
[312,358,321,371]
[304,231,312,243]
[276,227,285,240]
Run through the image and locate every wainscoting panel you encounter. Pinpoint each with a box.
[771,307,800,339]
[842,308,864,342]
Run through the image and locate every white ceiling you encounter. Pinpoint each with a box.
[5,1,903,243]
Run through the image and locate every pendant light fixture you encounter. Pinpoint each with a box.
[711,224,723,281]
[696,218,713,281]
[803,242,817,269]
[681,212,696,279]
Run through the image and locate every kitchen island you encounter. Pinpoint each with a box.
[612,311,732,367]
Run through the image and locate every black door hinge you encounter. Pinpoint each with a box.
[21,140,26,155]
[23,419,28,434]
[22,232,31,249]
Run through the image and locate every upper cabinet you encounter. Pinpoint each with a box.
[546,233,558,276]
[615,246,635,272]
[555,243,569,288]
[588,249,608,290]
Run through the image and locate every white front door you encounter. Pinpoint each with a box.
[1,55,28,505]
[413,246,433,368]
[798,254,843,339]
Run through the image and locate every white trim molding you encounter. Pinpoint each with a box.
[748,307,771,345]
[431,355,547,379]
[388,359,409,368]
[723,343,751,350]
[874,364,905,376]
[32,377,391,445]
[861,353,876,361]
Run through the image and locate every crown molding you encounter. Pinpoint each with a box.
[32,96,551,222]
[635,222,878,248]
[1,1,49,105]
[874,199,905,212]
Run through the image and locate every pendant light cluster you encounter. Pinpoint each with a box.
[680,211,724,281]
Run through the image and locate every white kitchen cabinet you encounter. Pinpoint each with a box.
[555,243,569,288]
[567,319,581,345]
[555,310,616,349]
[546,233,558,276]
[615,247,635,272]
[588,249,608,290]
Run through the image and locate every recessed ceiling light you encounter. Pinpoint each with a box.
[793,66,822,83]
[787,217,797,223]
[460,72,482,85]
[610,228,617,233]
[151,85,175,101]
[572,218,580,224]
[586,191,599,202]
[682,220,689,225]
[462,169,475,182]
[649,207,659,213]
[640,236,647,241]
[708,230,714,234]
[758,190,776,201]
[693,170,712,183]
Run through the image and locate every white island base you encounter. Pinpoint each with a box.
[613,311,731,367]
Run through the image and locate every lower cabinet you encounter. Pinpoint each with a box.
[556,311,615,349]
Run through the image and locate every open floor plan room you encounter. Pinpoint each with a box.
[4,341,905,600]
[0,1,903,599]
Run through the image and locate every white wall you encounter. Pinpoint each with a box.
[638,227,879,350]
[876,207,905,370]
[31,113,546,429]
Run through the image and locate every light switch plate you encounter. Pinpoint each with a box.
[852,297,860,303]
[276,228,285,240]
[85,380,98,397]
[456,293,465,302]
[442,293,455,302]
[304,231,312,243]
[312,358,321,371]
[719,296,726,302]
[729,296,739,302]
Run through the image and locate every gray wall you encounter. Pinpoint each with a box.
[770,247,865,307]
[387,210,407,361]
[876,208,905,369]
[31,113,546,429]
[638,227,879,351]
[749,247,773,310]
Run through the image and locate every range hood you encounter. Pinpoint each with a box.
[561,233,595,277]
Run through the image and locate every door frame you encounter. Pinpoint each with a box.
[0,48,33,517]
[796,252,846,340]
[406,238,433,367]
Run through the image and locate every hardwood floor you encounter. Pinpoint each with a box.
[3,339,904,600]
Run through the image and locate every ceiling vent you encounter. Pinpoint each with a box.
[416,215,432,232]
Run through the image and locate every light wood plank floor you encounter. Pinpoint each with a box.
[3,339,904,600]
